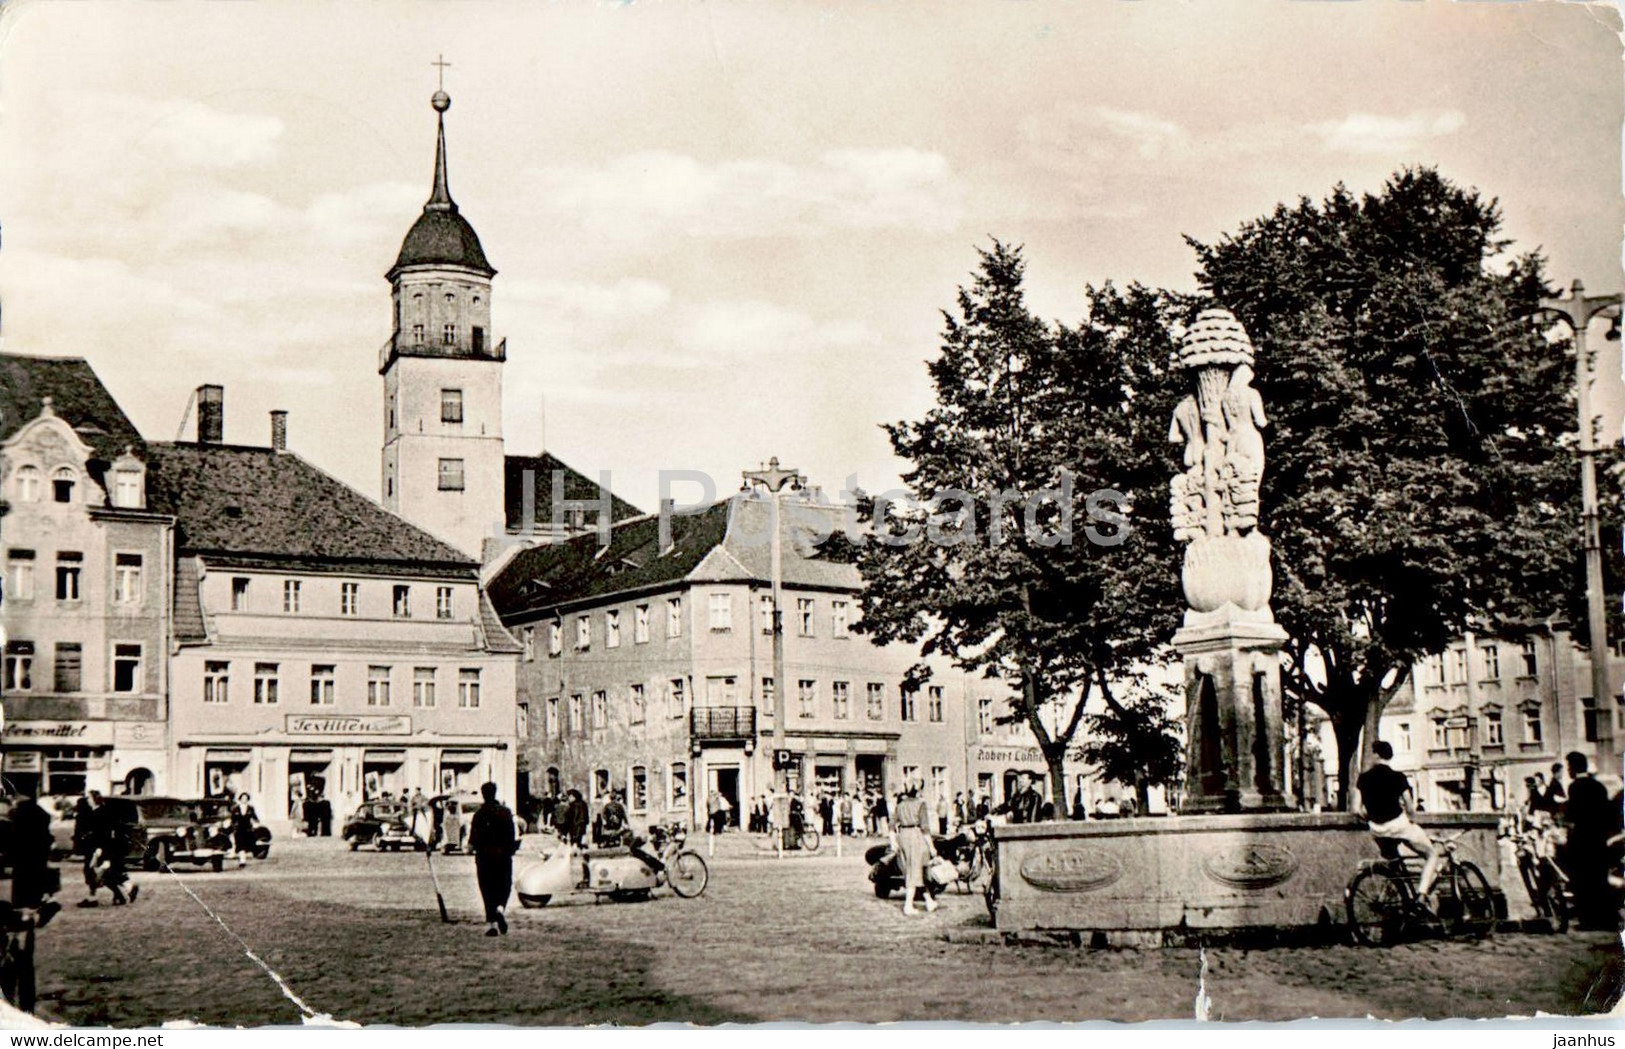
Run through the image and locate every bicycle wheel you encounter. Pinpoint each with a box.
[1346,868,1407,946]
[1539,859,1571,933]
[800,829,820,853]
[1437,862,1496,939]
[668,850,709,898]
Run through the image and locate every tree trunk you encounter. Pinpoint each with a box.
[1045,754,1069,821]
[1331,711,1364,813]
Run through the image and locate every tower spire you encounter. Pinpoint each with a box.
[428,55,454,211]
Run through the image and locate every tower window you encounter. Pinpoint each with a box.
[412,323,424,343]
[438,458,465,491]
[472,327,485,354]
[441,389,463,424]
[442,323,456,346]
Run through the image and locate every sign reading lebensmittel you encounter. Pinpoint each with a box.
[285,715,412,735]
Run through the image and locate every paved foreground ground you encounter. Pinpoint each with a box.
[25,834,1625,1025]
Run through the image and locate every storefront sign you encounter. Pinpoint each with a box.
[974,745,1085,766]
[2,721,115,746]
[2,752,42,773]
[285,715,411,736]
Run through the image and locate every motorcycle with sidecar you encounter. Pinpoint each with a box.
[867,823,991,899]
[516,822,708,906]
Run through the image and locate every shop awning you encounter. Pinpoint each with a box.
[440,750,482,765]
[205,749,252,764]
[362,749,407,765]
[289,749,334,763]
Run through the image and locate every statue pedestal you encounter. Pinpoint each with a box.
[1175,612,1289,814]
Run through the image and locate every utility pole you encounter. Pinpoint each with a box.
[743,458,805,841]
[1536,280,1622,765]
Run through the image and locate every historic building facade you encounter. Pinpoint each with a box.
[0,355,174,798]
[488,492,1017,827]
[148,390,521,825]
[1380,625,1624,811]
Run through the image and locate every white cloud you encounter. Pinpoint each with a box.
[1091,108,1187,160]
[671,299,880,365]
[503,277,673,317]
[304,182,426,247]
[527,148,965,242]
[1308,110,1467,155]
[144,101,285,169]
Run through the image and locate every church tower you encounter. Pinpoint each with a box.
[381,84,504,560]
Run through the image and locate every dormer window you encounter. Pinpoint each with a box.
[14,466,40,503]
[52,468,76,504]
[113,470,141,509]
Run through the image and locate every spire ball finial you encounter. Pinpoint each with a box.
[431,90,451,113]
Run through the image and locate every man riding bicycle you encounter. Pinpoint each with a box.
[1356,741,1441,904]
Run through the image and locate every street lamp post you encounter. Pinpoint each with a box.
[1537,280,1622,765]
[743,458,805,834]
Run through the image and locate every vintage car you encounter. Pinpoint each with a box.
[125,797,231,871]
[192,798,273,860]
[342,799,413,850]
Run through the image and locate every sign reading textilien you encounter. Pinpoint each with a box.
[285,715,411,736]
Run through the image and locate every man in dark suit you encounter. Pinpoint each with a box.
[1560,751,1619,930]
[467,782,519,937]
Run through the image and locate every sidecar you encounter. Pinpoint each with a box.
[866,835,961,899]
[515,842,659,907]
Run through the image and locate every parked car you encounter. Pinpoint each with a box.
[342,800,411,850]
[193,798,273,860]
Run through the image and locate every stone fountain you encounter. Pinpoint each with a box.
[988,309,1501,941]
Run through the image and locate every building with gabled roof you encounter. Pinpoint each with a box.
[490,487,1017,830]
[1,353,174,799]
[148,389,521,824]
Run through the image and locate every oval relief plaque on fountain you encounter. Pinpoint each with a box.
[1200,842,1298,890]
[1019,850,1124,893]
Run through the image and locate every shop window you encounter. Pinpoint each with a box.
[14,465,40,503]
[798,679,816,719]
[55,553,82,602]
[413,667,436,708]
[866,682,884,720]
[630,683,646,724]
[606,609,621,648]
[368,665,392,707]
[310,665,336,706]
[4,640,34,691]
[630,766,649,812]
[668,762,688,809]
[928,686,945,723]
[341,582,359,616]
[54,642,82,693]
[204,661,230,703]
[634,604,650,643]
[459,669,482,709]
[254,663,280,704]
[667,597,682,638]
[7,549,35,602]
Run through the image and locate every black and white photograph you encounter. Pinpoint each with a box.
[0,0,1622,1031]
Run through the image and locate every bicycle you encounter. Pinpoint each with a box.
[1345,831,1496,946]
[1507,823,1573,932]
[0,906,37,1014]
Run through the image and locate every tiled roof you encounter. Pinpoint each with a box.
[503,453,642,532]
[0,354,144,463]
[144,442,477,578]
[489,503,731,621]
[477,590,522,654]
[488,494,860,623]
[173,556,210,645]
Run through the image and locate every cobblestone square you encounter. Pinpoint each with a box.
[24,836,1624,1026]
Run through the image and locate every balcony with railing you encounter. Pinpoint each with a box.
[379,333,507,372]
[690,706,757,741]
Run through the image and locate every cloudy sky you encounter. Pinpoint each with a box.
[1,1,1620,511]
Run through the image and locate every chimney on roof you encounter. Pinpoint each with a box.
[270,410,288,452]
[196,385,224,444]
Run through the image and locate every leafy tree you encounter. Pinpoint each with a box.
[1079,674,1186,813]
[850,241,1184,810]
[1187,167,1615,808]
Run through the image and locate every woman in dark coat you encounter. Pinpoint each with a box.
[231,793,260,868]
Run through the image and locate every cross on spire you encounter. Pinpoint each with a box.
[432,53,451,91]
